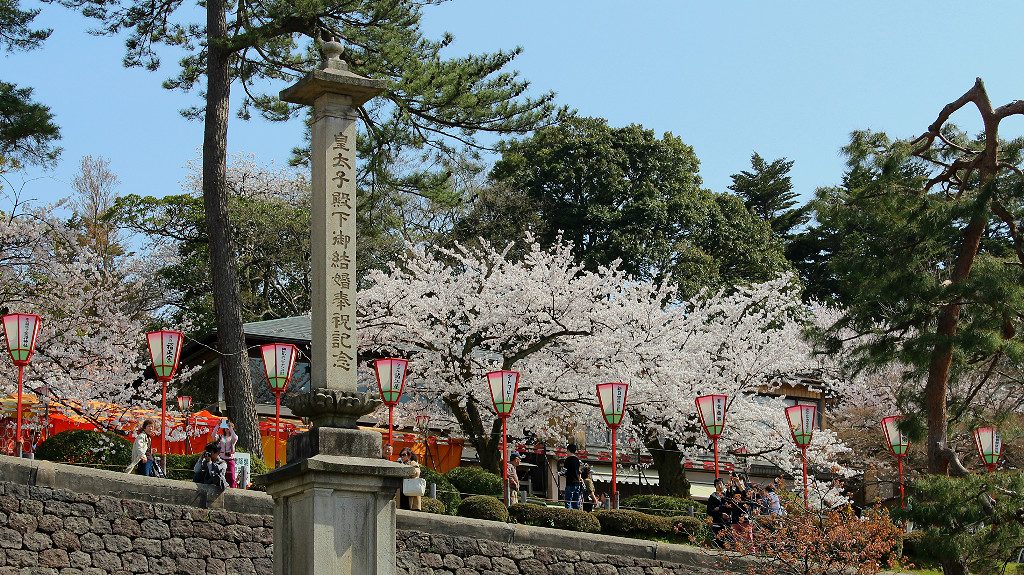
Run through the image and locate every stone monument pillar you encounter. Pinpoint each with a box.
[259,39,413,575]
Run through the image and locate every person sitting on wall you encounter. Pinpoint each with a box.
[125,419,158,476]
[193,442,229,490]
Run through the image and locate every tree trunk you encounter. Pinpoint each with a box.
[203,0,262,457]
[925,200,990,473]
[940,557,970,575]
[649,438,690,497]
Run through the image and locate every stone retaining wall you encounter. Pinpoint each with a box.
[396,512,725,575]
[0,455,723,575]
[0,457,273,575]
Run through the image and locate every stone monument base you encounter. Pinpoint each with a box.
[259,427,413,575]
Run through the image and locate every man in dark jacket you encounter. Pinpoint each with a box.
[706,477,728,545]
[193,443,229,491]
[561,443,583,509]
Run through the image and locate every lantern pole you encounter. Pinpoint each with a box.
[274,389,284,468]
[611,426,619,509]
[897,456,905,509]
[713,436,720,480]
[389,404,396,456]
[502,416,509,507]
[14,364,25,457]
[801,445,809,509]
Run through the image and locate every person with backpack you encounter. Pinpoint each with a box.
[193,442,229,491]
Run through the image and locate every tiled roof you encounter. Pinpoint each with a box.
[242,315,312,343]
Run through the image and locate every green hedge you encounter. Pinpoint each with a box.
[593,509,673,538]
[621,494,702,517]
[456,495,508,522]
[164,453,202,480]
[422,468,461,514]
[36,430,131,468]
[508,504,601,533]
[670,515,708,544]
[446,466,502,497]
[420,497,446,515]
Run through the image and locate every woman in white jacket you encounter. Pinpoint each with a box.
[125,419,158,476]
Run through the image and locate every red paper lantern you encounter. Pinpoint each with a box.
[785,403,818,508]
[596,382,629,508]
[2,313,41,366]
[374,358,410,456]
[261,343,299,468]
[974,426,1002,472]
[880,415,908,508]
[2,313,41,457]
[146,329,184,465]
[487,370,519,417]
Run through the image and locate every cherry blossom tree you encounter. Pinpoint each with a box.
[0,204,188,439]
[359,236,860,498]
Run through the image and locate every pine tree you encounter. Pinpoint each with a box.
[0,0,59,171]
[728,152,809,240]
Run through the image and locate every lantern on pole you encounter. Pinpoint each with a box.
[177,395,193,455]
[260,343,299,468]
[487,370,519,507]
[880,415,909,508]
[785,404,817,508]
[695,394,728,479]
[374,358,409,457]
[973,426,1002,473]
[1,313,40,457]
[146,330,184,465]
[597,381,628,509]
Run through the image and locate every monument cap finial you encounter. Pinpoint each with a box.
[320,35,348,71]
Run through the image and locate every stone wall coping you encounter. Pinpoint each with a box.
[0,454,274,516]
[395,509,736,569]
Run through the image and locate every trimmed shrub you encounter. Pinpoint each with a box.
[508,503,601,533]
[422,467,461,514]
[456,495,508,522]
[594,509,672,538]
[669,515,709,543]
[36,430,131,468]
[164,453,202,480]
[446,466,502,497]
[420,497,446,515]
[622,494,702,517]
[901,530,927,561]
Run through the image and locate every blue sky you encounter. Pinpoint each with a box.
[6,1,1024,208]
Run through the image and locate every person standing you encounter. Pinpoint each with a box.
[125,419,158,476]
[707,477,728,542]
[219,419,238,488]
[560,443,583,509]
[766,484,784,516]
[397,447,422,511]
[507,452,522,504]
[581,466,597,512]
